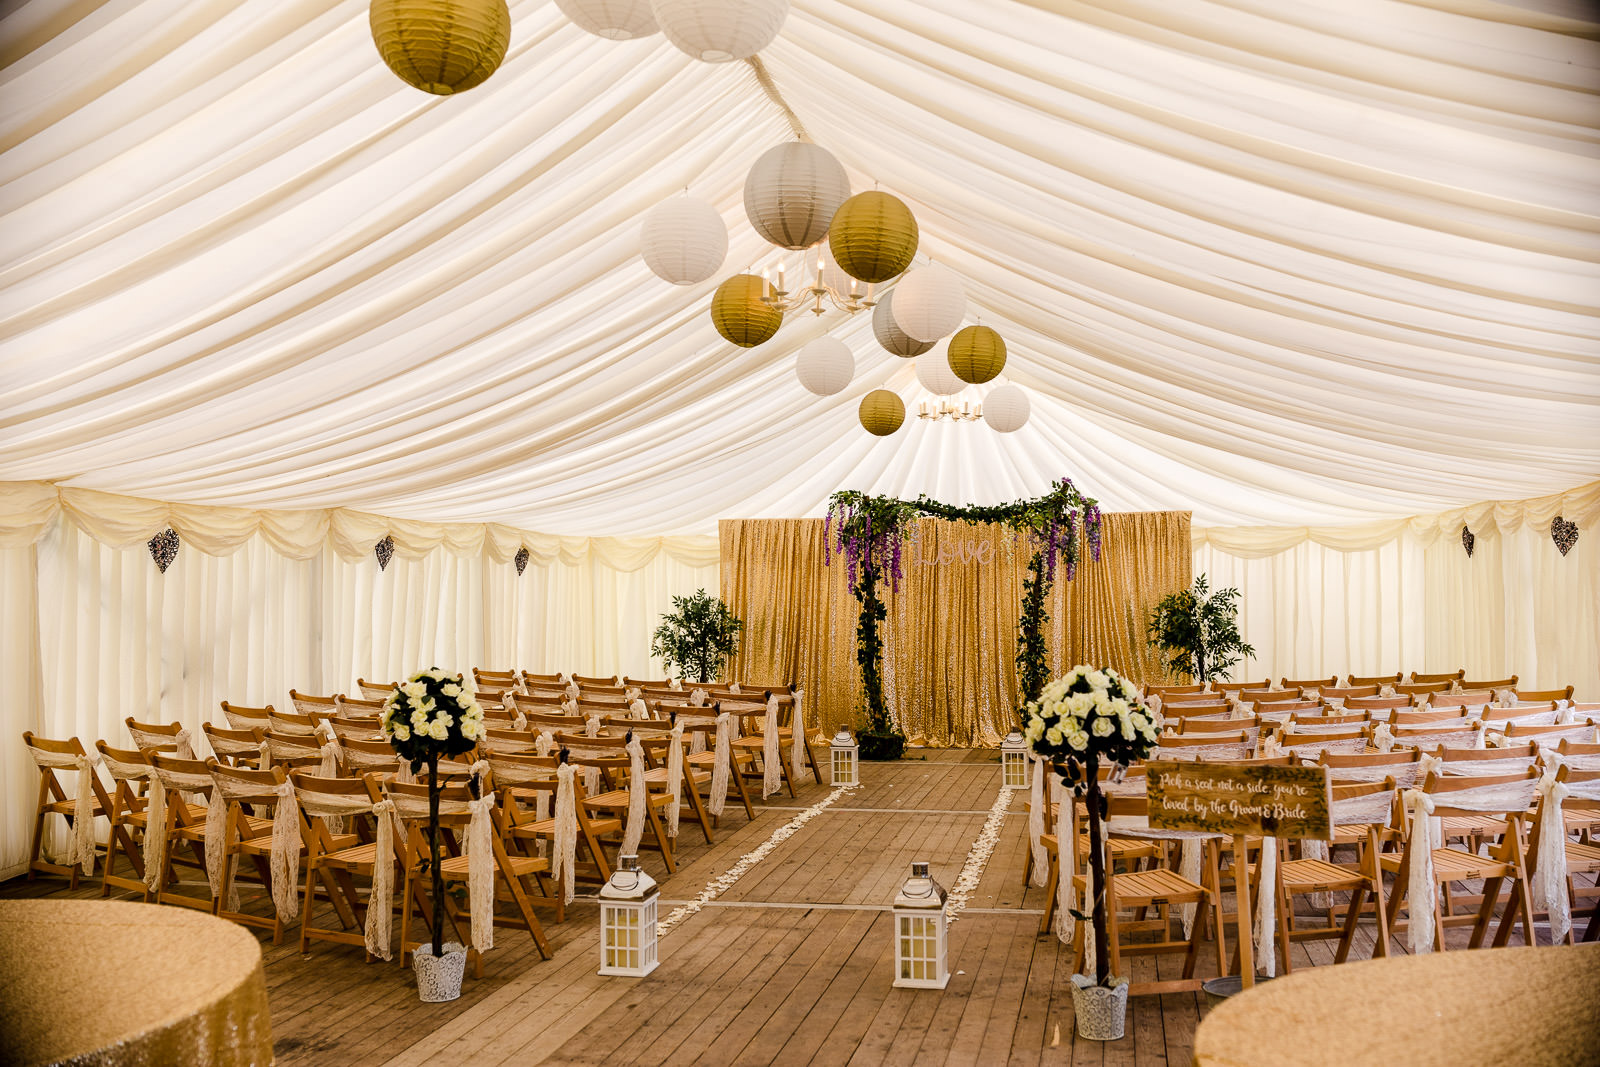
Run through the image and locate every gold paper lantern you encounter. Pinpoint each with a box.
[370,0,512,95]
[828,191,918,284]
[859,389,906,436]
[710,274,783,347]
[946,325,1006,384]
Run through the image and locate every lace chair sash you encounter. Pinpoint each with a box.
[762,695,783,799]
[127,724,195,759]
[1401,778,1536,954]
[665,723,685,838]
[790,689,807,783]
[1330,790,1394,826]
[550,764,578,906]
[708,712,734,817]
[1440,757,1537,777]
[1532,774,1600,944]
[620,736,649,856]
[1156,742,1254,762]
[209,773,300,919]
[1324,762,1423,790]
[1027,756,1049,888]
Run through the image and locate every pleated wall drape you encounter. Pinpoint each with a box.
[1,514,717,877]
[1195,511,1600,697]
[721,512,1192,746]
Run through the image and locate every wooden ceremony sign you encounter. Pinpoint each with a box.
[1146,761,1332,990]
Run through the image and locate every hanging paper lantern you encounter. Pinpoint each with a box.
[828,191,918,284]
[947,325,1007,384]
[710,274,783,347]
[915,350,964,396]
[859,389,905,436]
[640,196,727,285]
[743,142,851,250]
[872,292,933,358]
[651,0,788,62]
[892,264,966,343]
[795,337,855,396]
[982,383,1030,433]
[370,0,512,95]
[557,0,658,39]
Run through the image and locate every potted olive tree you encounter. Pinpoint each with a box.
[1146,574,1254,684]
[649,589,743,683]
[1023,666,1161,1040]
[380,668,485,1002]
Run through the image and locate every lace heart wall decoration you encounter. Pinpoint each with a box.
[1551,516,1578,557]
[515,546,530,575]
[374,534,395,571]
[1460,525,1475,558]
[147,527,180,573]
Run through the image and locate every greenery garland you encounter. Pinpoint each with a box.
[824,478,1102,753]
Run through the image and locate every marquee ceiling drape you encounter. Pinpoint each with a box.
[0,0,1595,536]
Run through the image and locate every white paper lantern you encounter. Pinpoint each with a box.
[915,350,964,396]
[640,196,727,285]
[796,337,854,396]
[650,0,788,62]
[891,264,966,342]
[872,291,934,358]
[983,383,1030,433]
[744,142,850,250]
[557,0,658,39]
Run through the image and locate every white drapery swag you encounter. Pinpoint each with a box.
[207,772,301,921]
[1532,772,1600,945]
[1400,778,1537,954]
[26,747,98,876]
[621,735,649,857]
[295,789,397,961]
[763,695,783,800]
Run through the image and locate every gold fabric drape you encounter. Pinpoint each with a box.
[721,512,1191,747]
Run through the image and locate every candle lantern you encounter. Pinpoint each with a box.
[893,860,949,989]
[598,853,659,977]
[1000,729,1030,788]
[830,728,859,786]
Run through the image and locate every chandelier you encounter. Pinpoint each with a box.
[758,247,877,316]
[917,398,983,423]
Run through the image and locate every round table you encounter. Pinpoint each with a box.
[0,899,272,1066]
[1193,944,1600,1066]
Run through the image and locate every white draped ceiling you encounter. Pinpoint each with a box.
[0,0,1597,535]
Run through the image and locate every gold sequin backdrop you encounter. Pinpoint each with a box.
[720,511,1191,746]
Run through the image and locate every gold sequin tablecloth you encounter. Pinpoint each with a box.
[1194,944,1600,1067]
[0,899,271,1067]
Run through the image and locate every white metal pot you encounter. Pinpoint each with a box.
[1070,973,1129,1041]
[413,941,467,1002]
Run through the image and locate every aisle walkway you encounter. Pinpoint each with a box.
[5,751,1482,1066]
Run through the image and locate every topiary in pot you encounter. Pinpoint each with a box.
[650,589,743,683]
[1146,574,1254,684]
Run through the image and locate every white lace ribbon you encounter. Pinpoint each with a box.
[1533,773,1600,944]
[790,690,807,783]
[368,799,396,960]
[668,678,682,691]
[566,681,580,701]
[465,790,496,954]
[666,722,685,838]
[709,711,734,817]
[1027,756,1048,887]
[551,764,577,906]
[690,688,709,707]
[1254,838,1278,977]
[1053,783,1075,946]
[629,698,649,720]
[762,695,783,799]
[621,736,649,856]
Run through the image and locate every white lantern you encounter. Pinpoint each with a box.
[1000,729,1029,788]
[556,0,658,39]
[829,728,858,786]
[598,854,659,976]
[796,337,854,396]
[744,142,850,250]
[983,383,1030,433]
[651,0,788,62]
[640,196,727,285]
[873,291,934,358]
[891,263,965,342]
[915,350,964,396]
[893,861,950,989]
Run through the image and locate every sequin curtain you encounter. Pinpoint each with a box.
[720,512,1191,747]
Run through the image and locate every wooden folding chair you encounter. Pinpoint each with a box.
[1210,678,1270,693]
[209,759,331,943]
[270,707,330,737]
[522,671,565,687]
[220,700,273,732]
[1344,695,1415,715]
[327,716,385,743]
[1280,676,1337,692]
[335,695,386,718]
[1348,672,1402,687]
[680,715,756,824]
[1391,706,1469,726]
[1273,779,1394,971]
[1496,765,1600,947]
[1426,691,1495,711]
[1314,685,1379,702]
[1516,686,1576,704]
[731,698,798,800]
[557,732,678,877]
[94,741,161,900]
[22,732,108,887]
[1381,768,1538,951]
[203,722,264,768]
[147,752,228,911]
[292,771,401,960]
[1410,669,1465,685]
[572,673,619,687]
[1395,681,1451,699]
[490,749,620,904]
[385,777,553,976]
[356,678,399,700]
[1462,676,1519,693]
[289,690,341,718]
[1145,683,1207,698]
[624,723,715,845]
[125,718,197,758]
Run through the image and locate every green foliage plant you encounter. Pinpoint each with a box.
[1145,574,1254,684]
[650,589,743,683]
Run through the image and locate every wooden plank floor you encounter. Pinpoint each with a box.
[3,750,1544,1066]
